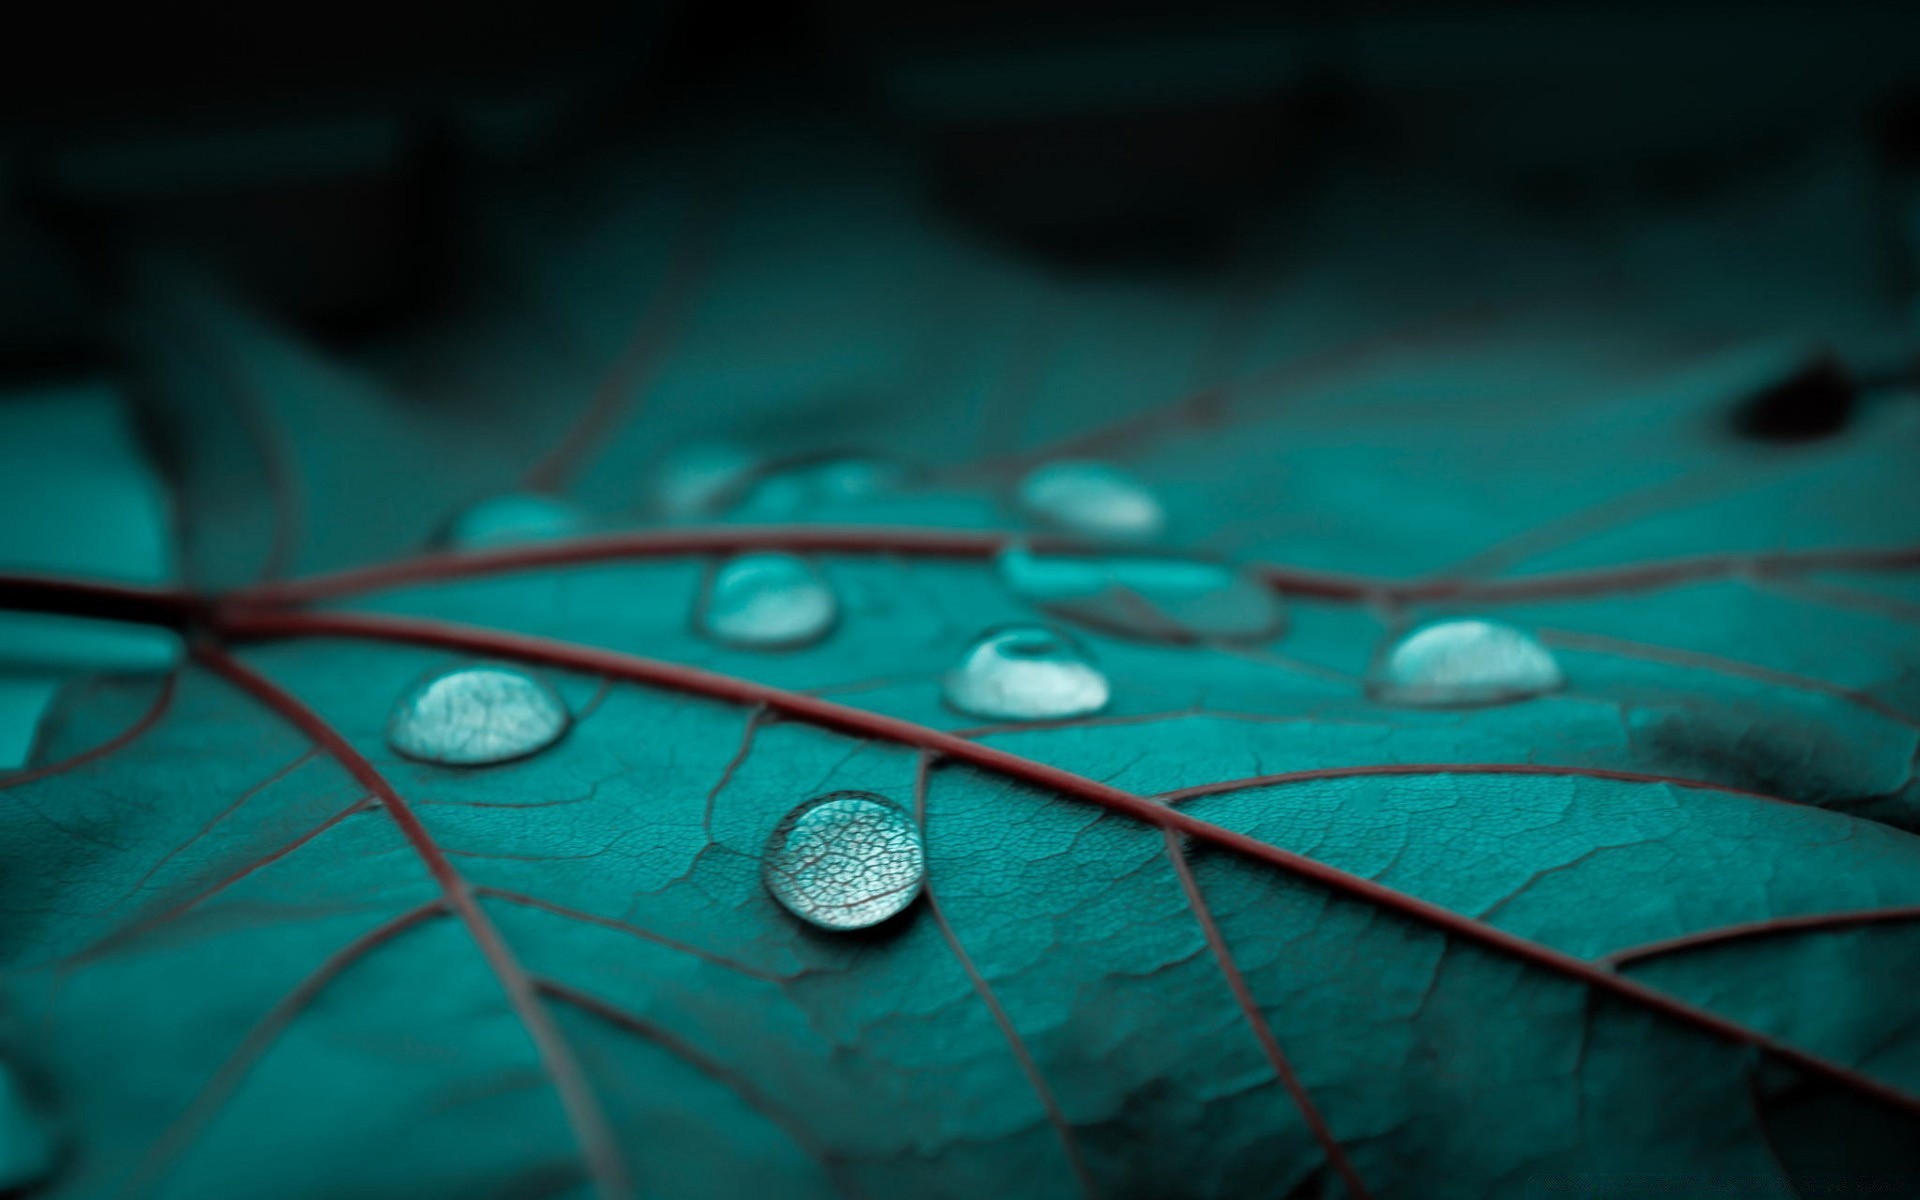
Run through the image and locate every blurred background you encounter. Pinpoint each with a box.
[4,0,1920,767]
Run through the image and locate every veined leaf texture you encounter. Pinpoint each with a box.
[4,25,1920,1197]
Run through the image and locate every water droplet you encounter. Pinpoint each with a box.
[698,553,838,650]
[1016,461,1165,541]
[762,791,926,931]
[441,493,584,549]
[998,545,1283,643]
[652,442,759,520]
[731,455,905,520]
[1371,620,1564,707]
[943,624,1110,721]
[388,664,571,765]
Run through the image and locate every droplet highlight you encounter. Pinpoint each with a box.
[762,791,926,931]
[998,545,1283,643]
[698,553,838,650]
[1371,620,1565,707]
[440,492,584,549]
[388,664,571,765]
[652,442,759,520]
[943,624,1110,721]
[1016,460,1165,541]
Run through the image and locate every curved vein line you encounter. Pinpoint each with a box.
[111,746,321,912]
[2,672,178,790]
[475,887,785,982]
[913,756,1095,1198]
[194,645,632,1200]
[537,977,863,1199]
[128,902,448,1196]
[204,534,1920,618]
[1601,905,1920,970]
[1156,764,1798,808]
[214,608,1920,1121]
[1537,627,1917,726]
[1161,828,1371,1199]
[223,528,1070,609]
[71,797,374,965]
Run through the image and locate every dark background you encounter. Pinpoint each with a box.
[4,1,1919,379]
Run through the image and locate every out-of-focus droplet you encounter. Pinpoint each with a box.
[1016,460,1165,541]
[998,545,1283,643]
[731,456,905,520]
[1371,620,1564,707]
[1731,351,1857,441]
[943,624,1110,721]
[763,791,926,931]
[0,1061,57,1192]
[653,443,759,520]
[441,493,584,549]
[698,553,838,650]
[388,664,571,765]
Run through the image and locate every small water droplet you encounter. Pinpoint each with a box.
[441,493,585,549]
[388,664,571,765]
[1016,461,1165,541]
[998,545,1282,643]
[731,455,905,520]
[1371,620,1564,707]
[698,553,838,650]
[653,443,759,520]
[943,624,1110,721]
[763,791,926,931]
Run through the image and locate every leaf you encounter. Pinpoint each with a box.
[4,115,1920,1200]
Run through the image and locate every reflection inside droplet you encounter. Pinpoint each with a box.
[997,545,1283,643]
[441,493,585,549]
[388,664,572,765]
[1016,460,1165,541]
[698,553,838,650]
[943,624,1110,721]
[763,791,926,931]
[1371,619,1564,707]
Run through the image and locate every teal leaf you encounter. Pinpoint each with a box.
[5,121,1920,1200]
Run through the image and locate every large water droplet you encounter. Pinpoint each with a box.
[943,624,1110,721]
[998,545,1283,643]
[762,791,926,931]
[440,493,585,550]
[1016,461,1165,541]
[731,455,905,520]
[388,664,571,765]
[1371,620,1564,707]
[698,553,838,650]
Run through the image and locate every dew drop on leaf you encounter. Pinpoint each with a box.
[997,544,1283,643]
[1370,619,1565,707]
[651,442,759,520]
[730,455,905,520]
[697,552,838,650]
[762,791,926,931]
[943,624,1110,721]
[387,664,571,765]
[1016,460,1165,540]
[439,492,585,549]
